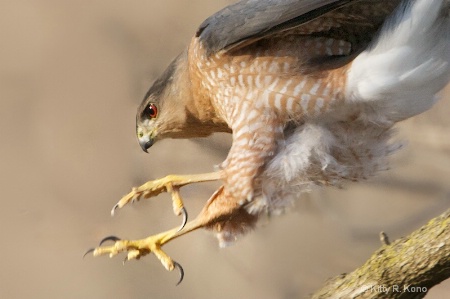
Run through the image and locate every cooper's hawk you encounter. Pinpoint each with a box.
[86,0,450,283]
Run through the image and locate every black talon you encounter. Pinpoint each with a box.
[177,207,188,232]
[83,248,95,259]
[173,261,184,286]
[99,235,121,246]
[83,248,95,258]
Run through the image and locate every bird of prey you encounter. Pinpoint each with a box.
[87,0,450,283]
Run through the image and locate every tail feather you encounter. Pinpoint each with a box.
[347,0,450,123]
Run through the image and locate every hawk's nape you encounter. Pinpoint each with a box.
[87,0,450,284]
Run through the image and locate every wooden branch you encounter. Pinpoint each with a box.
[310,209,450,299]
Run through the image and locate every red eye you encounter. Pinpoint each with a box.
[144,103,158,119]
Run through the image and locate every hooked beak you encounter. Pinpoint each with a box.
[138,135,154,153]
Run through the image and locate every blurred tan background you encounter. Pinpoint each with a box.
[0,1,449,298]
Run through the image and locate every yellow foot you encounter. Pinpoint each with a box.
[111,172,223,224]
[84,230,184,285]
[84,211,215,285]
[86,186,229,285]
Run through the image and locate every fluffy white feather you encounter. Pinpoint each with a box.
[244,122,400,216]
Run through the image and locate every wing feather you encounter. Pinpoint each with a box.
[196,0,401,56]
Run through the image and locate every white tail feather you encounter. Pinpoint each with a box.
[347,0,450,123]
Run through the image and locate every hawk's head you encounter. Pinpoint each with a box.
[137,51,209,152]
[136,55,181,152]
[136,50,230,153]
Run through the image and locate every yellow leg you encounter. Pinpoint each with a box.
[87,186,232,284]
[111,171,224,216]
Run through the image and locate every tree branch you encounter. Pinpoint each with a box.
[310,209,450,299]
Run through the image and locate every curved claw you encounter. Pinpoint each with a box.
[99,235,121,246]
[173,261,184,286]
[83,248,95,259]
[177,207,188,232]
[111,204,119,216]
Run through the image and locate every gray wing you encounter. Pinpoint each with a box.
[196,0,401,56]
